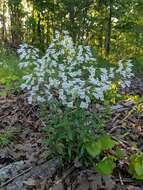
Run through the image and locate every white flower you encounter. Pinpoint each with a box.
[67,101,73,108]
[109,68,114,78]
[47,94,53,101]
[120,70,126,78]
[51,60,57,67]
[80,101,89,109]
[79,91,86,99]
[120,82,126,88]
[37,96,45,103]
[88,66,96,77]
[22,74,32,81]
[92,91,104,100]
[89,77,100,86]
[100,83,110,91]
[27,96,33,104]
[59,64,65,71]
[100,68,107,74]
[101,73,108,82]
[19,61,29,68]
[125,80,131,87]
[85,96,91,103]
[20,83,27,90]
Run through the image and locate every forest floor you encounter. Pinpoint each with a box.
[0,77,143,190]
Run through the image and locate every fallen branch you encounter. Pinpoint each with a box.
[0,167,32,188]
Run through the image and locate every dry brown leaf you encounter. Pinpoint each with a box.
[127,185,142,190]
[23,178,37,186]
[52,182,65,190]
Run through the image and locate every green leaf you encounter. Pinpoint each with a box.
[115,148,124,158]
[55,143,65,155]
[129,152,143,180]
[134,162,143,176]
[99,134,117,150]
[96,156,116,176]
[85,141,102,158]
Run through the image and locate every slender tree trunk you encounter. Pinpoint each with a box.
[105,0,112,56]
[98,27,103,49]
[37,13,42,43]
[68,5,76,42]
[1,2,7,43]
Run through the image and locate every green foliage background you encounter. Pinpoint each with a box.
[0,0,142,60]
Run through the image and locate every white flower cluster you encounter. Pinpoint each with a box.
[116,60,134,88]
[18,31,134,108]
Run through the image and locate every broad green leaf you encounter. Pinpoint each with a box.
[134,162,143,176]
[129,152,143,180]
[99,134,117,150]
[85,141,102,158]
[96,156,116,176]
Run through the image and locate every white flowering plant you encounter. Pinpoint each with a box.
[18,31,134,108]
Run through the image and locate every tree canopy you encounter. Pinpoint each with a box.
[0,0,142,59]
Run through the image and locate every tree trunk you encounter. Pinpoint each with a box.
[105,0,112,56]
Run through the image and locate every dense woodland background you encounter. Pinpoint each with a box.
[0,0,143,61]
